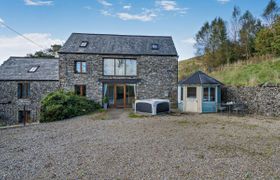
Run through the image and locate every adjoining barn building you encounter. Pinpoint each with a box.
[0,57,59,125]
[178,71,223,113]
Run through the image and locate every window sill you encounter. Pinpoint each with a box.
[103,75,137,77]
[74,73,87,74]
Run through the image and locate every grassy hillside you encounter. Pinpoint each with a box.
[178,56,206,80]
[179,57,280,86]
[210,58,280,86]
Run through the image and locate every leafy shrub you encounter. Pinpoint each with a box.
[40,90,100,122]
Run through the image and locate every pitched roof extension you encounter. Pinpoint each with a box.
[59,33,178,56]
[178,71,223,85]
[0,57,59,81]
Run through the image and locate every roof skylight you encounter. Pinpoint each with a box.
[80,41,88,47]
[28,66,39,73]
[151,44,159,50]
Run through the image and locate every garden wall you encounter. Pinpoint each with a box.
[223,85,280,117]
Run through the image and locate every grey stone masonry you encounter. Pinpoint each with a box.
[59,54,178,105]
[223,85,280,117]
[0,81,59,125]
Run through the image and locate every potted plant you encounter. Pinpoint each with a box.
[102,96,109,110]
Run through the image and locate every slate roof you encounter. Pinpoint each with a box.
[59,33,178,56]
[0,57,59,81]
[178,71,223,85]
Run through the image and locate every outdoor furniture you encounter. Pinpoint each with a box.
[232,103,248,116]
[217,103,227,113]
[224,101,236,116]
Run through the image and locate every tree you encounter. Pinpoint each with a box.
[194,22,211,56]
[27,44,62,58]
[239,11,262,59]
[231,6,241,42]
[194,18,229,68]
[271,18,280,54]
[263,0,279,27]
[255,27,274,55]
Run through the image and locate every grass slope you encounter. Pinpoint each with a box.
[210,58,280,86]
[178,56,205,80]
[179,57,280,86]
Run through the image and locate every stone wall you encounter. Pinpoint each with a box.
[223,86,280,117]
[59,54,178,105]
[0,81,59,125]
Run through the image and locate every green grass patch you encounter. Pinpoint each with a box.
[89,109,109,120]
[128,112,146,118]
[210,58,280,86]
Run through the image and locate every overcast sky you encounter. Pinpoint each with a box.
[0,0,270,64]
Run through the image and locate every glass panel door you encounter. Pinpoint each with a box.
[116,85,125,107]
[126,84,135,107]
[106,84,115,106]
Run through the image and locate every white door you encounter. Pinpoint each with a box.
[185,86,198,112]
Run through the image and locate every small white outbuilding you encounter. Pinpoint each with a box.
[178,71,223,113]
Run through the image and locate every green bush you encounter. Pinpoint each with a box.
[40,90,101,122]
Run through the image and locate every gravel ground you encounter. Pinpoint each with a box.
[0,110,280,179]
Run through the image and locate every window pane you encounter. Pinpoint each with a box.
[126,84,135,107]
[82,62,87,73]
[115,59,125,76]
[104,59,114,75]
[76,62,81,73]
[203,87,209,101]
[106,84,115,105]
[187,87,196,98]
[126,59,137,76]
[18,83,22,98]
[210,87,216,101]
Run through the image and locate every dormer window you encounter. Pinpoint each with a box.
[80,41,88,47]
[151,43,159,50]
[28,66,39,73]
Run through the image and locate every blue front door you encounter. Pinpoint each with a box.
[202,86,217,113]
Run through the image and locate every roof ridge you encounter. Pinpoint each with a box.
[198,71,202,85]
[71,32,172,38]
[8,56,58,59]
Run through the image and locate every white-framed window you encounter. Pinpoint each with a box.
[203,87,216,102]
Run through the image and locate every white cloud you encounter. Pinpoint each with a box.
[117,10,157,22]
[0,18,4,28]
[100,10,112,16]
[97,0,112,6]
[0,33,63,65]
[123,5,131,10]
[156,0,188,13]
[182,37,196,45]
[24,0,53,6]
[217,0,230,4]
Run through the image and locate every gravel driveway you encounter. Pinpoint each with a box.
[0,110,280,179]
